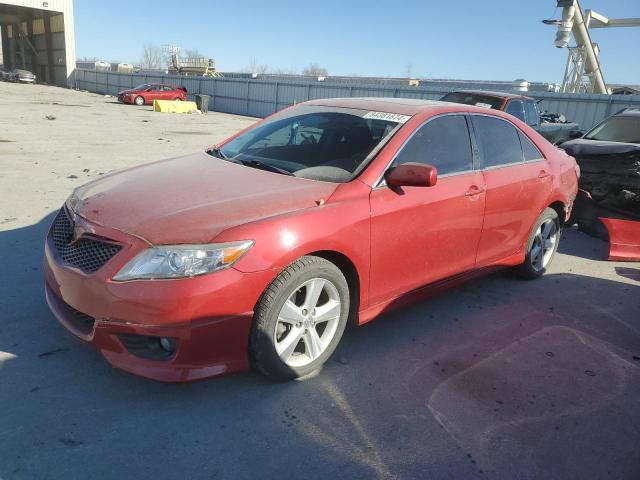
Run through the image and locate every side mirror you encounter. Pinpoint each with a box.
[568,130,583,139]
[385,162,438,188]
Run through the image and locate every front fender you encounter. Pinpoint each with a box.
[217,181,372,308]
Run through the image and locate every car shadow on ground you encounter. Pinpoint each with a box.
[1,214,640,479]
[557,226,609,260]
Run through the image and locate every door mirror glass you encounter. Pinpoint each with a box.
[386,163,438,188]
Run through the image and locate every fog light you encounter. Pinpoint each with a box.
[159,337,176,353]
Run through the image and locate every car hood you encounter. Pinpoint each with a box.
[71,152,339,244]
[561,138,640,156]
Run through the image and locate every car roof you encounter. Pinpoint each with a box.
[303,97,521,116]
[446,89,534,101]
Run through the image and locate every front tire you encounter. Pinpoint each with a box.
[250,256,350,381]
[513,208,561,280]
[134,95,145,106]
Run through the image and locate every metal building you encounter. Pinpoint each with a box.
[0,0,75,86]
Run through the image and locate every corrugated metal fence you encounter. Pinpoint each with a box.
[74,69,640,130]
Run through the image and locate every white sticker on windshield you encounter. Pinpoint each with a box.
[363,111,411,123]
[475,102,493,109]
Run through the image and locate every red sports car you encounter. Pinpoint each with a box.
[43,98,579,382]
[117,83,187,105]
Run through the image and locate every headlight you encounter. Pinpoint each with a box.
[112,241,254,281]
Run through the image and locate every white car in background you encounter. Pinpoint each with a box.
[8,69,36,83]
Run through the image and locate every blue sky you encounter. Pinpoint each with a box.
[75,0,640,84]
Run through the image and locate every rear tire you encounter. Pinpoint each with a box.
[250,256,349,381]
[134,96,145,106]
[513,208,561,280]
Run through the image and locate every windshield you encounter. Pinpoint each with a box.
[133,83,151,90]
[215,106,404,182]
[441,92,503,110]
[584,115,640,144]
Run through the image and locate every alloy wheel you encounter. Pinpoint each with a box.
[274,278,341,368]
[530,218,558,271]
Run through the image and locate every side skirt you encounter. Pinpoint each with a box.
[357,253,523,326]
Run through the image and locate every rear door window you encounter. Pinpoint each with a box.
[505,100,525,122]
[393,115,473,175]
[472,115,524,168]
[518,131,543,161]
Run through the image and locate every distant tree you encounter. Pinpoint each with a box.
[302,63,328,76]
[405,62,413,79]
[271,67,298,75]
[241,57,268,74]
[141,44,164,69]
[184,49,204,58]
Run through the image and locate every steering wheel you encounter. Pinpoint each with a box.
[300,133,317,145]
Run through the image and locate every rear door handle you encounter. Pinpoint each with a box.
[538,170,551,179]
[465,186,485,197]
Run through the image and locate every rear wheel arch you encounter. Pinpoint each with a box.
[547,200,568,223]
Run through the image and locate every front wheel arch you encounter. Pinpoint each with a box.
[307,250,360,326]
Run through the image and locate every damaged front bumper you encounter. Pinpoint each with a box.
[599,218,640,262]
[562,139,640,261]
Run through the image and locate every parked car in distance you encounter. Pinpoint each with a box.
[44,98,579,383]
[117,83,187,105]
[6,69,36,83]
[441,90,581,144]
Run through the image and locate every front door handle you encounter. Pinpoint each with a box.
[538,170,552,179]
[465,186,485,197]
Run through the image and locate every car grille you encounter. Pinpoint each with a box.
[50,207,122,273]
[47,286,96,335]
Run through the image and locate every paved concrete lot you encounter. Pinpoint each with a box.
[1,82,639,480]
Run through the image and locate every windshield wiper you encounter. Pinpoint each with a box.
[240,159,294,176]
[208,146,228,159]
[208,148,293,175]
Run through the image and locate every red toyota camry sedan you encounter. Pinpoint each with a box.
[117,83,187,105]
[43,98,579,382]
